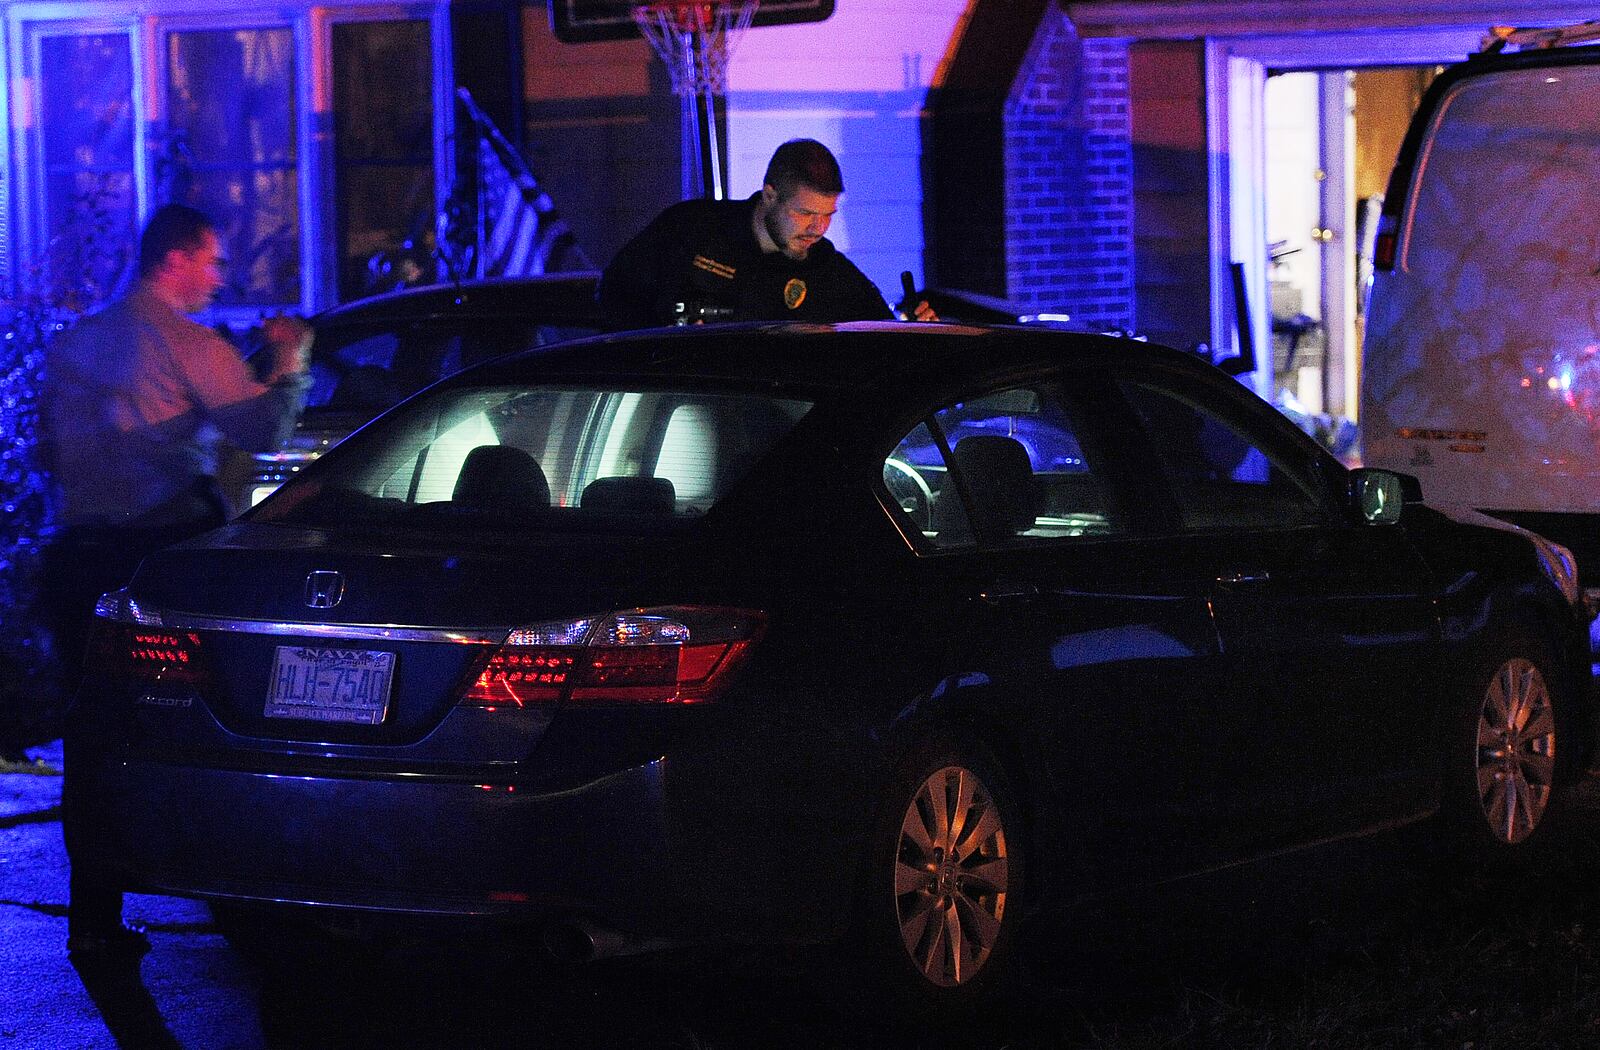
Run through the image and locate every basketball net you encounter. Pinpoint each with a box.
[633,1,757,200]
[632,1,757,98]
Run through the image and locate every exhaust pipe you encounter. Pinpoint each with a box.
[541,917,668,963]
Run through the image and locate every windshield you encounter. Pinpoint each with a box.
[249,384,813,532]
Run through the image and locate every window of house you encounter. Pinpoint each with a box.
[333,20,435,302]
[37,33,137,298]
[167,28,299,305]
[17,6,446,314]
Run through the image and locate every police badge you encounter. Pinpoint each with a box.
[783,278,807,310]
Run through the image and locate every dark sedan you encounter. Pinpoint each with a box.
[80,322,1593,1014]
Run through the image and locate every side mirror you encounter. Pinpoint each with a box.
[1348,468,1421,524]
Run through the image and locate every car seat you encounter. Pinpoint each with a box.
[949,435,1041,536]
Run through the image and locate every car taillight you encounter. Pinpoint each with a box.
[461,606,765,707]
[87,588,210,686]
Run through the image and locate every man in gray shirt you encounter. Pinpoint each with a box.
[44,205,310,528]
[41,203,311,963]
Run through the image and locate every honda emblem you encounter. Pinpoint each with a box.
[304,570,345,609]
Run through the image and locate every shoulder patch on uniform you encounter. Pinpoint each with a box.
[693,255,737,280]
[784,278,807,310]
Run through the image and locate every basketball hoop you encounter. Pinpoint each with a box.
[633,0,757,200]
[632,1,757,98]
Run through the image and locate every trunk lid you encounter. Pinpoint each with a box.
[118,523,696,752]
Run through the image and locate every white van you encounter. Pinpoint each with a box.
[1362,28,1600,589]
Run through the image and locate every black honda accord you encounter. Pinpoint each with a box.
[80,321,1593,1012]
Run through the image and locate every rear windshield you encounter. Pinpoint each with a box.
[249,384,813,532]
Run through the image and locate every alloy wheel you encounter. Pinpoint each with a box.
[893,764,1010,988]
[1475,656,1556,845]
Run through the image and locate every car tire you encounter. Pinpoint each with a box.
[850,738,1025,1021]
[1442,629,1568,861]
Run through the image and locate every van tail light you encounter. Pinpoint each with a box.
[461,606,766,708]
[1373,232,1397,271]
[1373,214,1398,272]
[86,588,211,687]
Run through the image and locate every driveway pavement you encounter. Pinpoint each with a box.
[0,740,266,1050]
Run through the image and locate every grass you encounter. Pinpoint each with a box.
[982,776,1600,1049]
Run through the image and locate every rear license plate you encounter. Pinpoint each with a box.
[265,646,395,725]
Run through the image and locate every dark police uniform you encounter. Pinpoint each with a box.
[597,193,891,328]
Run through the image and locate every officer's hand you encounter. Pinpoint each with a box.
[262,314,313,378]
[896,299,938,322]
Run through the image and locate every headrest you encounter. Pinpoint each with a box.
[581,475,676,515]
[952,435,1040,535]
[452,445,550,510]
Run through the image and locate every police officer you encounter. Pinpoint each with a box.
[598,138,934,327]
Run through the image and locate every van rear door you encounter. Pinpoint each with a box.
[1362,46,1600,562]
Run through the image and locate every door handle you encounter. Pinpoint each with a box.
[1215,571,1270,585]
[975,583,1038,606]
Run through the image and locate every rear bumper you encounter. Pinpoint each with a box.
[89,755,677,935]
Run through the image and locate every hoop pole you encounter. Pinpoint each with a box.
[634,2,751,200]
[677,23,702,199]
[680,92,702,200]
[699,67,724,200]
[676,25,721,200]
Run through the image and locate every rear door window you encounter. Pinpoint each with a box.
[883,421,971,548]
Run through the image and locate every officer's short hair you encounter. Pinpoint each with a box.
[763,139,844,198]
[138,204,216,277]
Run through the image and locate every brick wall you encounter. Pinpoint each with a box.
[1004,15,1134,329]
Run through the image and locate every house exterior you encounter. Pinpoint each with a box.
[2,0,1596,413]
[0,0,523,324]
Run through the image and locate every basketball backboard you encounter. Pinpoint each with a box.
[549,0,835,44]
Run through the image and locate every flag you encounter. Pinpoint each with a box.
[461,90,588,278]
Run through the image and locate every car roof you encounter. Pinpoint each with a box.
[456,320,1207,396]
[312,272,605,329]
